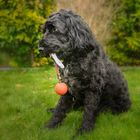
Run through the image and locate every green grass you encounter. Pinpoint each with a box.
[0,66,140,140]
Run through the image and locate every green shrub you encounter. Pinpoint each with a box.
[0,0,56,67]
[108,0,140,65]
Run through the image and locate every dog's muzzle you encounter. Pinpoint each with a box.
[38,39,50,57]
[38,40,64,69]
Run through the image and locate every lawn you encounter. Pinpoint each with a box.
[0,66,140,140]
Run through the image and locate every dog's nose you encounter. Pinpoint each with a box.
[38,46,44,51]
[38,39,45,51]
[38,45,45,57]
[38,40,45,57]
[38,40,50,57]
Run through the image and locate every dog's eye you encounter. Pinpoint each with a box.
[50,27,59,33]
[54,28,58,32]
[47,24,58,33]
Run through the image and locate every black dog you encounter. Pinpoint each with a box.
[39,9,131,134]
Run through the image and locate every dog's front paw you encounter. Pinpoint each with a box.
[46,108,55,113]
[44,119,62,129]
[77,127,84,135]
[76,126,93,135]
[44,121,57,129]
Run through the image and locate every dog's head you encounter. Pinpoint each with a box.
[39,9,95,59]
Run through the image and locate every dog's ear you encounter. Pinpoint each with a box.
[66,15,95,52]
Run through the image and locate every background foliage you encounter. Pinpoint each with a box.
[108,0,140,65]
[0,0,56,67]
[0,0,140,67]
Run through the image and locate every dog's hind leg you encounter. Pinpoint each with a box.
[44,93,73,128]
[110,94,131,114]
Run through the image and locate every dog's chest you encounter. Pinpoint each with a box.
[60,63,88,94]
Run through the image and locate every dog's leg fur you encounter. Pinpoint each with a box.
[45,93,73,128]
[77,91,100,133]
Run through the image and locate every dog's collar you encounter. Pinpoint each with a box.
[54,64,62,82]
[54,63,76,101]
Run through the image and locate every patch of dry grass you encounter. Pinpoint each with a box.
[57,0,118,48]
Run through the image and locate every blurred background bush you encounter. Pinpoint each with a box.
[0,0,56,67]
[108,0,140,65]
[0,0,140,67]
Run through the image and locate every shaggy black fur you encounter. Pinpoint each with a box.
[39,9,131,134]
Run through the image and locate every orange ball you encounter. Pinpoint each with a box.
[55,83,68,95]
